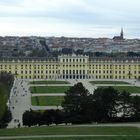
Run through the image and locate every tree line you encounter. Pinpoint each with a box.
[0,72,14,128]
[23,83,140,127]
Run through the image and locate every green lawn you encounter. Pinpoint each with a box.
[30,86,71,93]
[0,126,140,136]
[5,136,140,140]
[31,96,64,106]
[98,86,140,93]
[30,80,70,84]
[90,81,130,85]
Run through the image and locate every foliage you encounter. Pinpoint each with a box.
[29,48,48,57]
[23,109,64,127]
[62,82,92,123]
[0,72,14,128]
[131,96,140,120]
[0,71,14,93]
[92,87,119,122]
[98,86,140,93]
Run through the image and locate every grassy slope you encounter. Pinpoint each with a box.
[6,136,140,140]
[31,96,64,106]
[0,126,140,136]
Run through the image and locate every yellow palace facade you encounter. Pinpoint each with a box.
[0,54,140,80]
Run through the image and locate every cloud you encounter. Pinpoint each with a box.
[0,0,139,37]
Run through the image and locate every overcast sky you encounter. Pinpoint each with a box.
[0,0,140,38]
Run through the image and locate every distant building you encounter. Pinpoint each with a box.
[0,54,140,80]
[113,28,124,41]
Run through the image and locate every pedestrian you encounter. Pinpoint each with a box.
[18,123,21,128]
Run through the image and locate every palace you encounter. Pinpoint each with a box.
[0,54,140,80]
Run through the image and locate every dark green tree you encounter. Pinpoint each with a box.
[0,72,14,93]
[62,82,92,123]
[23,110,40,127]
[131,96,140,120]
[119,91,132,118]
[92,87,119,122]
[0,108,12,128]
[0,72,14,128]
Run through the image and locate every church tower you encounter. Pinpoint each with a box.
[120,28,124,39]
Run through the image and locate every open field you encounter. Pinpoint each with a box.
[90,81,130,85]
[30,86,71,93]
[0,126,140,136]
[98,86,140,93]
[31,96,64,106]
[30,80,70,85]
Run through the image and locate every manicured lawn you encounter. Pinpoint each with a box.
[0,126,140,136]
[90,81,130,85]
[30,80,70,84]
[98,86,140,93]
[30,86,71,93]
[31,96,64,106]
[6,136,140,140]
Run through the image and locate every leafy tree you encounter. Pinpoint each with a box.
[75,49,84,55]
[131,96,140,120]
[62,82,92,123]
[118,91,132,118]
[29,48,48,57]
[0,84,8,121]
[0,72,14,128]
[22,110,40,127]
[92,87,119,122]
[0,72,14,93]
[0,108,12,128]
[62,48,73,55]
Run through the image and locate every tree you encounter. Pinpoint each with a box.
[0,84,8,121]
[0,72,14,128]
[0,72,14,93]
[131,96,140,121]
[23,110,40,127]
[62,82,92,123]
[118,91,132,118]
[75,49,84,55]
[0,108,12,128]
[92,87,119,122]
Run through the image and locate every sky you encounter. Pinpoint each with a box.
[0,0,140,38]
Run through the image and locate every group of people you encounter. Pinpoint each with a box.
[9,79,29,128]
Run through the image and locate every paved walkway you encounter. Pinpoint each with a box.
[30,84,72,87]
[0,134,139,139]
[31,105,62,110]
[8,79,31,128]
[32,93,65,96]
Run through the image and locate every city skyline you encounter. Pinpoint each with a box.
[0,0,140,38]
